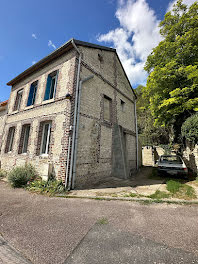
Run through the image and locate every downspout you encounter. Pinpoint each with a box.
[134,99,139,170]
[66,39,81,189]
[71,75,94,190]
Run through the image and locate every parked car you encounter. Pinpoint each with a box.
[157,155,188,177]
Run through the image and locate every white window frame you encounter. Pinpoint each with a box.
[8,127,15,152]
[40,122,51,155]
[15,89,23,111]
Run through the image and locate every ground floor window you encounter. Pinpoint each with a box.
[41,122,52,155]
[5,127,15,153]
[18,124,30,154]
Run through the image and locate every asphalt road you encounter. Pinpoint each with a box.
[0,181,198,264]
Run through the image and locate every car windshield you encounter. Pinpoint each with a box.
[160,156,183,164]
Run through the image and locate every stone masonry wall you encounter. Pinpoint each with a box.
[0,50,77,181]
[75,47,137,188]
[0,108,7,153]
[183,144,198,173]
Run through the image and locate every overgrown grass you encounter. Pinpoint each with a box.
[148,190,170,199]
[97,217,108,225]
[26,179,67,196]
[166,180,182,194]
[0,169,7,179]
[123,192,138,198]
[166,180,196,200]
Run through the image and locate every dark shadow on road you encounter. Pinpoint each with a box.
[75,166,197,190]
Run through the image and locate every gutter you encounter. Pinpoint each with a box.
[71,75,94,189]
[134,99,139,170]
[66,40,82,190]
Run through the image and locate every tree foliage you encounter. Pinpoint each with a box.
[144,0,198,132]
[181,114,198,143]
[136,85,169,145]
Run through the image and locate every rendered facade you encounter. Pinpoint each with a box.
[0,39,138,189]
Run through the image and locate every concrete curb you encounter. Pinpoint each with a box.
[56,194,198,205]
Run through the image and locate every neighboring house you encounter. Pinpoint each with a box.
[0,39,138,189]
[0,100,8,154]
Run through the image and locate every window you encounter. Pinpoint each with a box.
[27,81,38,106]
[103,95,112,122]
[18,124,30,154]
[14,89,23,111]
[44,71,58,101]
[5,127,15,153]
[41,122,51,154]
[120,99,125,112]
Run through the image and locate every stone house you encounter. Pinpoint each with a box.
[0,100,8,155]
[0,39,138,189]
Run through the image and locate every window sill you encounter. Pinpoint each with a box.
[25,105,34,110]
[42,98,55,105]
[12,110,19,114]
[40,154,49,159]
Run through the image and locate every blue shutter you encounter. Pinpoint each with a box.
[32,84,37,105]
[27,84,34,106]
[53,70,59,98]
[44,75,52,101]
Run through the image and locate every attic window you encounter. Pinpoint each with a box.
[98,53,103,62]
[14,89,23,111]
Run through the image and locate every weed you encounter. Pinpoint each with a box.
[27,179,66,196]
[0,169,7,179]
[166,180,196,200]
[149,190,170,199]
[166,180,182,194]
[97,217,108,225]
[129,192,138,197]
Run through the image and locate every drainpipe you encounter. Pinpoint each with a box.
[66,40,81,189]
[71,75,94,190]
[134,99,139,170]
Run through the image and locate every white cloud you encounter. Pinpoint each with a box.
[48,40,56,50]
[32,61,36,65]
[32,33,37,40]
[97,0,164,87]
[167,0,196,12]
[98,0,162,87]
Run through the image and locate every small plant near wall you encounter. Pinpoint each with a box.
[0,169,7,179]
[8,163,38,188]
[26,179,66,196]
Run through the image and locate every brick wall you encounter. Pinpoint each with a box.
[0,50,77,181]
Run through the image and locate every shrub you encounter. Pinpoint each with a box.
[26,179,66,196]
[181,114,198,143]
[8,164,38,188]
[0,169,7,179]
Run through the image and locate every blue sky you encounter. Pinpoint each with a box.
[0,0,195,101]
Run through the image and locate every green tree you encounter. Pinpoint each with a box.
[144,0,198,141]
[136,85,169,145]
